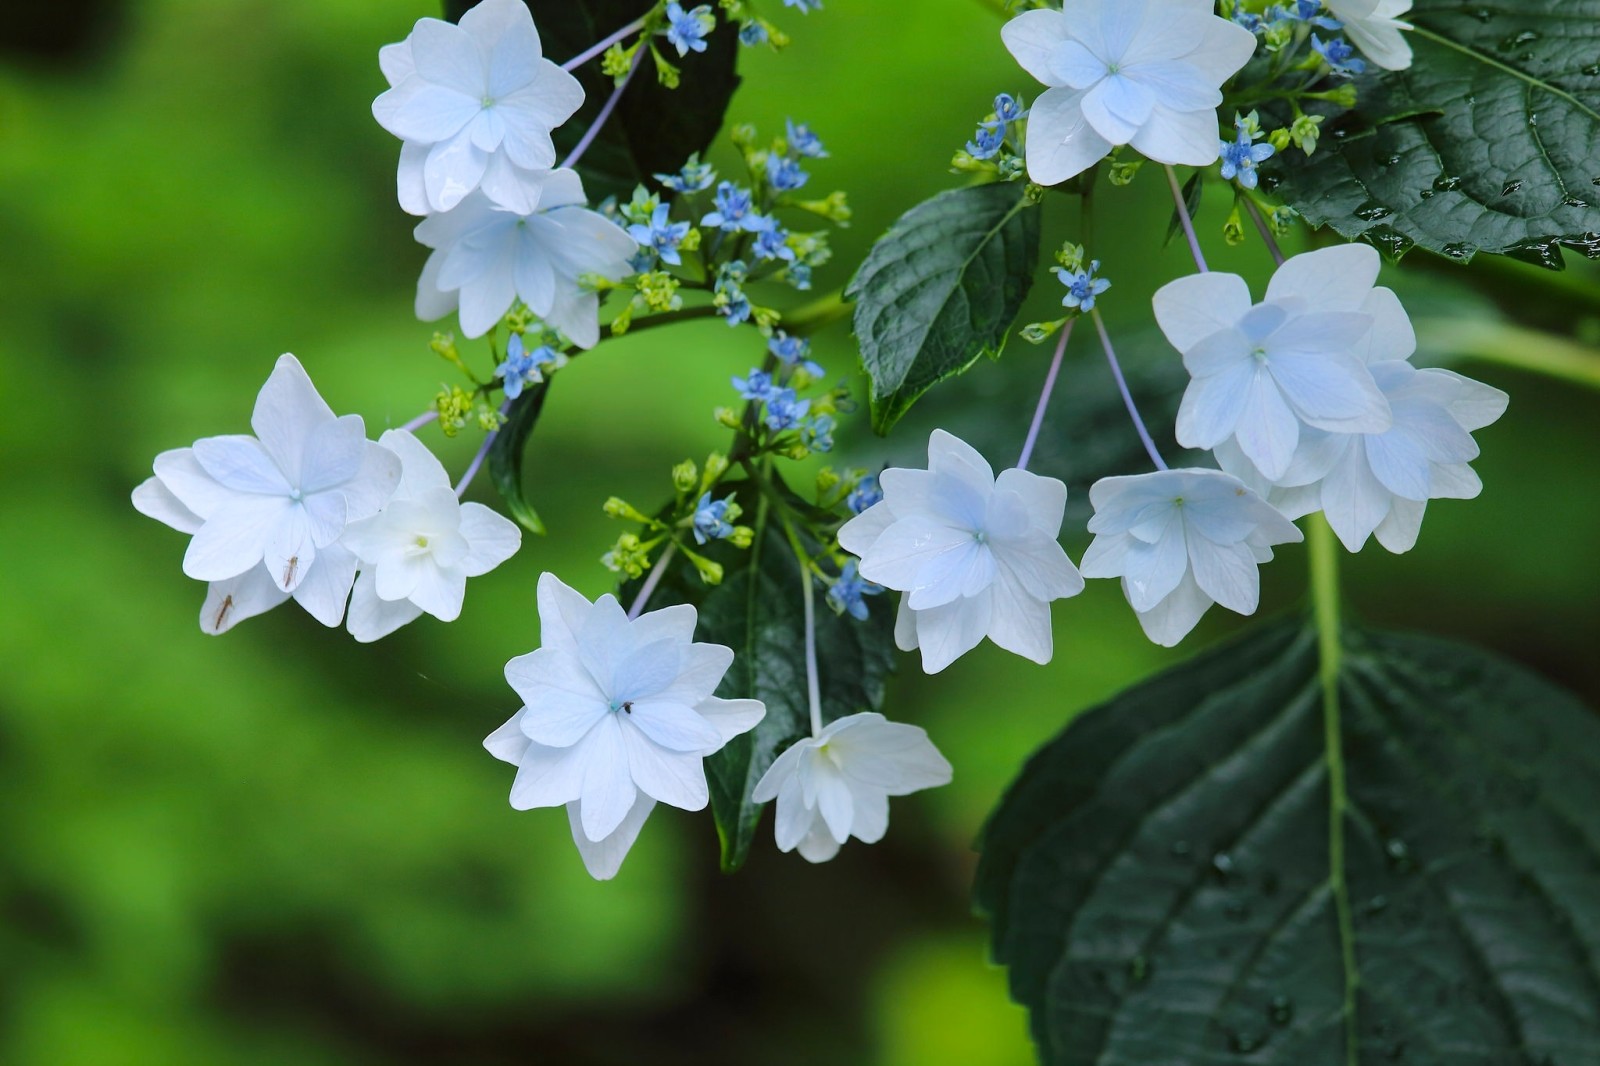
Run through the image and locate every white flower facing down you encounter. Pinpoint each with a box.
[1081,469,1303,647]
[838,430,1084,674]
[1154,244,1398,483]
[1001,0,1257,185]
[342,430,522,642]
[415,172,637,345]
[131,354,401,633]
[1323,0,1414,71]
[372,0,584,214]
[751,713,952,863]
[485,573,765,880]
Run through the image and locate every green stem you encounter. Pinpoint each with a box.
[783,287,852,337]
[1308,513,1358,1066]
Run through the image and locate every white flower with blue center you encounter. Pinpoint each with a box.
[1154,244,1397,483]
[838,430,1084,674]
[1080,468,1303,647]
[1001,0,1257,185]
[341,430,522,642]
[1322,0,1413,71]
[131,354,402,633]
[414,170,637,345]
[372,0,585,214]
[751,713,951,863]
[484,574,765,879]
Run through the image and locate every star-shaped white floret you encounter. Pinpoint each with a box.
[1001,0,1257,185]
[372,0,585,214]
[837,429,1084,674]
[1154,244,1399,483]
[484,573,765,877]
[414,173,638,345]
[1323,0,1414,71]
[341,430,522,642]
[131,354,401,632]
[1080,468,1303,647]
[750,712,952,863]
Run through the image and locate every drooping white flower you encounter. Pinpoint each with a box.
[415,173,638,345]
[1322,0,1414,71]
[485,573,765,876]
[1080,468,1303,647]
[131,355,401,631]
[1153,244,1398,483]
[750,713,951,863]
[372,0,584,214]
[837,430,1084,674]
[341,430,522,642]
[1219,363,1508,553]
[1001,0,1257,185]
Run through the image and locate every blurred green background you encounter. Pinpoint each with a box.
[1,1,1595,1063]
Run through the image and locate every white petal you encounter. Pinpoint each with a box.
[620,721,709,811]
[894,594,919,653]
[151,448,236,519]
[1320,443,1393,551]
[1080,74,1154,145]
[263,504,316,593]
[132,476,202,535]
[425,127,491,213]
[1132,570,1213,647]
[772,771,818,852]
[626,603,699,647]
[837,500,896,558]
[994,531,1084,602]
[291,540,358,625]
[509,738,588,811]
[1128,104,1223,166]
[1373,496,1426,552]
[396,140,430,216]
[796,819,845,862]
[484,708,532,765]
[566,795,654,881]
[408,557,467,621]
[1079,531,1132,578]
[199,565,290,635]
[1356,287,1417,364]
[1049,39,1109,90]
[414,249,459,323]
[1122,527,1189,612]
[1001,8,1072,85]
[1125,58,1222,112]
[378,40,415,87]
[410,18,487,97]
[347,569,424,642]
[1265,244,1382,310]
[858,515,975,594]
[1152,272,1254,352]
[812,761,855,842]
[907,539,993,610]
[986,570,1056,664]
[457,503,522,576]
[845,780,891,844]
[533,571,592,658]
[516,656,610,746]
[828,714,953,795]
[1176,360,1256,449]
[994,468,1067,537]
[1269,350,1391,433]
[578,718,637,839]
[910,590,992,674]
[696,697,765,750]
[1174,12,1258,86]
[183,495,291,582]
[251,353,338,482]
[192,435,293,496]
[624,699,725,753]
[1233,372,1302,482]
[1024,85,1114,185]
[1185,535,1261,615]
[1343,10,1414,70]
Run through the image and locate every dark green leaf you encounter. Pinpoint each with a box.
[977,620,1600,1064]
[1267,0,1600,266]
[636,482,896,871]
[846,182,1041,434]
[443,0,740,204]
[487,382,551,535]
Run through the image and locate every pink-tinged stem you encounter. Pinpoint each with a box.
[1242,198,1288,267]
[560,16,647,72]
[400,409,435,434]
[454,399,512,498]
[560,44,647,171]
[1164,165,1209,273]
[627,541,679,620]
[1016,318,1075,472]
[1091,309,1169,472]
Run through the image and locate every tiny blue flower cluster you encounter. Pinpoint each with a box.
[965,92,1028,161]
[663,2,715,57]
[826,560,883,621]
[1053,260,1111,313]
[692,492,736,544]
[494,334,562,400]
[1219,116,1276,189]
[729,331,835,449]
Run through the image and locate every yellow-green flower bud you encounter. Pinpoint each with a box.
[714,406,742,429]
[729,526,754,549]
[1224,206,1246,247]
[703,451,730,485]
[1108,159,1142,186]
[672,460,698,494]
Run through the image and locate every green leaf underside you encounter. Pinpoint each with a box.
[487,381,550,535]
[976,620,1600,1065]
[445,0,740,204]
[847,182,1041,434]
[1268,0,1600,267]
[631,481,897,871]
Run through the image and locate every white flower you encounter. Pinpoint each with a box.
[1154,244,1398,483]
[1080,468,1303,647]
[1001,0,1257,185]
[1219,363,1508,553]
[837,430,1084,674]
[372,0,584,214]
[341,430,522,642]
[484,573,765,877]
[750,713,952,863]
[415,174,638,345]
[1323,0,1414,71]
[131,354,401,632]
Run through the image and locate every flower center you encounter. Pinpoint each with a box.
[609,699,635,715]
[1252,347,1269,364]
[481,95,495,108]
[973,529,989,545]
[414,535,430,549]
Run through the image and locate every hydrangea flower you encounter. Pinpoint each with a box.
[782,0,823,13]
[732,368,775,401]
[714,261,753,325]
[485,574,766,877]
[967,122,1006,161]
[769,332,824,377]
[801,413,836,453]
[784,262,814,290]
[1322,0,1413,70]
[826,561,882,621]
[701,182,764,233]
[838,430,1084,673]
[130,354,402,632]
[692,492,736,544]
[1080,468,1303,646]
[1054,258,1110,312]
[1152,244,1396,482]
[767,155,810,193]
[786,119,828,158]
[1289,0,1344,30]
[739,21,769,47]
[626,203,691,267]
[341,430,521,641]
[414,172,638,346]
[1219,119,1275,189]
[994,93,1028,122]
[663,2,715,56]
[372,0,585,214]
[846,473,882,514]
[1312,34,1366,76]
[764,388,811,431]
[654,154,718,194]
[494,333,563,400]
[751,712,951,863]
[1001,0,1257,185]
[751,218,797,263]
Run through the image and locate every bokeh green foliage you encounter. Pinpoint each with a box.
[0,0,1594,1063]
